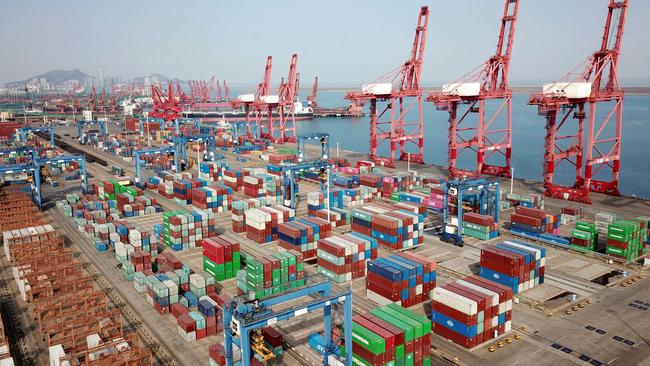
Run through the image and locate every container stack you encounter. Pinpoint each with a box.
[359,174,382,198]
[432,275,513,349]
[268,153,296,165]
[461,213,499,241]
[243,174,266,198]
[199,161,229,182]
[277,217,332,259]
[244,205,295,244]
[366,252,437,307]
[349,304,432,366]
[606,220,643,260]
[116,192,159,217]
[595,212,617,235]
[201,235,241,281]
[479,240,546,295]
[509,206,560,237]
[380,173,418,198]
[173,178,208,204]
[560,206,582,225]
[351,203,426,250]
[342,187,375,208]
[570,221,599,252]
[223,168,248,191]
[316,233,378,283]
[236,251,305,300]
[162,209,217,251]
[191,184,233,213]
[309,207,351,228]
[231,197,274,233]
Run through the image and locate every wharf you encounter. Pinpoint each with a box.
[24,124,650,366]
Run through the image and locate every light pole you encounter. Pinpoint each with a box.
[336,142,339,158]
[510,167,515,194]
[144,112,151,147]
[326,167,331,223]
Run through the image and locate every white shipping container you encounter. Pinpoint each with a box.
[433,287,478,315]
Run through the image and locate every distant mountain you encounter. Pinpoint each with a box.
[4,68,92,88]
[129,73,170,84]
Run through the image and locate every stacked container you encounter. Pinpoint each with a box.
[277,217,332,259]
[202,235,241,281]
[571,221,598,251]
[162,209,217,251]
[245,205,295,244]
[509,206,560,236]
[349,304,432,366]
[309,207,351,228]
[191,184,233,213]
[432,275,513,349]
[243,175,265,198]
[237,251,305,300]
[606,220,643,260]
[199,161,229,182]
[317,233,378,283]
[479,240,546,295]
[366,252,437,307]
[231,197,274,233]
[351,203,426,250]
[173,178,208,204]
[223,168,248,191]
[595,212,617,235]
[461,213,499,241]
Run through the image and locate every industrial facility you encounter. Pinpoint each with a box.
[1,1,649,366]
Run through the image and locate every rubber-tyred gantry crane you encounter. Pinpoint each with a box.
[345,6,429,168]
[528,0,628,204]
[427,0,519,179]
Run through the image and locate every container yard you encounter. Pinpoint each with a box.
[1,1,650,366]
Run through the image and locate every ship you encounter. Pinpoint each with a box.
[181,99,314,122]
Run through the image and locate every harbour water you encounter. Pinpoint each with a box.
[294,91,650,199]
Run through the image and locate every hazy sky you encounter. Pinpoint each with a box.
[1,0,649,86]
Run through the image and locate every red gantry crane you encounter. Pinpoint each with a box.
[233,56,273,138]
[528,0,628,204]
[307,76,318,108]
[427,0,519,179]
[259,53,299,144]
[346,6,429,168]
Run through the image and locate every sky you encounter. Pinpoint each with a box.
[1,0,649,86]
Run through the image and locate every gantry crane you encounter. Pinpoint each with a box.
[261,53,299,144]
[427,0,519,179]
[345,6,429,168]
[307,76,318,108]
[232,56,273,140]
[528,0,628,203]
[150,83,181,122]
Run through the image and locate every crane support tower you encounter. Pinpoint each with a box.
[528,0,628,203]
[133,147,178,187]
[233,56,273,140]
[346,6,429,168]
[427,0,519,179]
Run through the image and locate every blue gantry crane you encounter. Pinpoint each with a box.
[0,153,88,208]
[139,116,165,136]
[16,127,55,147]
[231,121,260,144]
[440,178,500,246]
[133,146,178,187]
[175,118,201,135]
[222,275,352,366]
[297,132,329,162]
[173,134,218,165]
[281,160,332,209]
[77,120,108,143]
